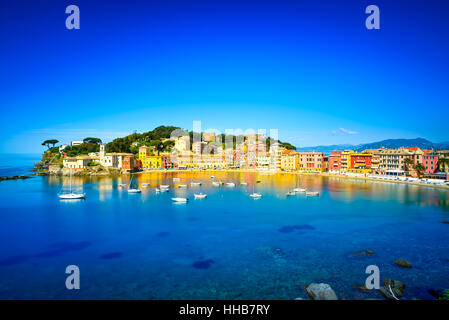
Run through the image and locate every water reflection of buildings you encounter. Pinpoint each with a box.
[46,172,449,211]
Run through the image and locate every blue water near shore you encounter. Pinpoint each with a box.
[0,154,448,299]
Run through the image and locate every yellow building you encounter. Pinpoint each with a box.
[280,150,299,171]
[139,146,162,169]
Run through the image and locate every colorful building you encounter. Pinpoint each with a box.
[328,151,342,173]
[422,152,439,174]
[298,152,327,172]
[280,150,299,171]
[347,153,372,173]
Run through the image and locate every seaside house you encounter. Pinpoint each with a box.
[269,142,283,170]
[347,153,372,173]
[328,151,342,173]
[99,144,135,170]
[63,155,99,169]
[422,151,439,174]
[298,152,327,172]
[256,152,271,170]
[280,150,299,171]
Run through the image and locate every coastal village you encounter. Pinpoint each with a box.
[42,129,449,183]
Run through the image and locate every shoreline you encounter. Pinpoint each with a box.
[25,168,449,190]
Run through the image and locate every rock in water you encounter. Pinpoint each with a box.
[306,283,338,300]
[394,258,412,268]
[379,279,406,300]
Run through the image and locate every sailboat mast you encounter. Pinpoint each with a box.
[70,168,72,193]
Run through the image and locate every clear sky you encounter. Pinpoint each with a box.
[1,0,448,153]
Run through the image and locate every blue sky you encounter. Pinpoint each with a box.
[1,0,448,153]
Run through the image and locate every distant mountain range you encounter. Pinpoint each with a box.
[295,138,449,154]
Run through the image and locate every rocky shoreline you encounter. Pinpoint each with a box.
[0,175,32,181]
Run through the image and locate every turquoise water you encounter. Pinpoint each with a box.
[0,157,448,299]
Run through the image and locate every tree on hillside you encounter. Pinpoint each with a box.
[149,139,163,155]
[83,137,102,144]
[42,139,59,150]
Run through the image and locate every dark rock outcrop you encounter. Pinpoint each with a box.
[394,258,412,268]
[0,175,32,181]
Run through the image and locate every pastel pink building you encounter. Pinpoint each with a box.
[423,152,439,173]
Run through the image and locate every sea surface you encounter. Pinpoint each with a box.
[0,154,448,299]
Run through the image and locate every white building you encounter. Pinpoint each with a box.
[99,144,133,169]
[71,141,83,146]
[63,155,99,169]
[269,142,283,170]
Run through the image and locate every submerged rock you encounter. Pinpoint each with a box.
[441,221,449,224]
[379,279,405,300]
[278,225,315,233]
[0,175,32,181]
[394,258,412,268]
[192,259,215,269]
[306,283,338,300]
[353,283,371,292]
[352,250,375,257]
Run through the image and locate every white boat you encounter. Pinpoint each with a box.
[160,188,169,192]
[249,193,262,198]
[293,188,307,193]
[210,176,215,179]
[155,188,160,193]
[190,182,202,186]
[212,181,220,187]
[240,182,248,185]
[160,185,170,189]
[194,193,207,199]
[226,182,235,187]
[286,191,295,196]
[127,176,141,193]
[118,183,127,188]
[171,197,188,203]
[306,191,319,196]
[58,192,85,200]
[58,169,85,200]
[177,184,187,188]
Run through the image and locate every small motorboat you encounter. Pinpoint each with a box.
[190,182,202,186]
[155,188,160,193]
[286,191,295,196]
[118,183,127,188]
[306,191,319,196]
[172,197,188,203]
[194,193,207,199]
[210,176,215,179]
[128,188,141,193]
[293,188,307,193]
[212,181,220,187]
[226,182,235,187]
[160,185,170,189]
[240,182,248,186]
[160,188,169,192]
[177,184,187,188]
[249,193,262,198]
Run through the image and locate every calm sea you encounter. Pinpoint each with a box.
[0,154,448,299]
